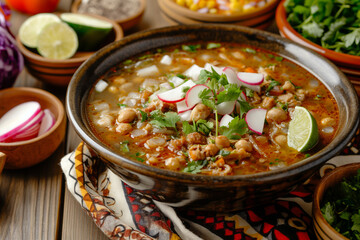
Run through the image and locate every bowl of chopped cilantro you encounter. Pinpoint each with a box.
[275,0,360,77]
[313,163,360,240]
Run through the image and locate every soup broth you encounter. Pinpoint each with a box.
[86,42,339,176]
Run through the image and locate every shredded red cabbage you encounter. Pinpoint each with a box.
[0,4,24,89]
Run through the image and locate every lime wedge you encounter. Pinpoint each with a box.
[37,22,78,60]
[18,13,61,49]
[60,13,113,51]
[287,106,319,152]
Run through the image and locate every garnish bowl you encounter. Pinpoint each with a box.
[66,24,359,212]
[313,163,360,240]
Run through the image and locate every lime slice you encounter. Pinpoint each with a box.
[37,22,78,60]
[60,13,113,51]
[287,106,319,152]
[18,13,61,49]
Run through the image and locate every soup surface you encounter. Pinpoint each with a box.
[86,42,339,175]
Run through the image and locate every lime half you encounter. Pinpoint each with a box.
[19,13,61,49]
[37,22,78,60]
[287,106,319,152]
[60,13,113,51]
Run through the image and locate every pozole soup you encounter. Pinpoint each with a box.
[86,42,339,176]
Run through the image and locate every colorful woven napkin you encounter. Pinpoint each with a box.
[60,137,360,240]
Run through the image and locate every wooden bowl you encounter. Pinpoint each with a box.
[16,13,123,87]
[71,0,146,31]
[0,87,66,169]
[313,162,360,240]
[158,0,275,28]
[275,0,360,70]
[161,0,279,22]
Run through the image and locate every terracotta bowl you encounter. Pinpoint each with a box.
[66,24,359,212]
[275,0,360,71]
[158,0,275,29]
[313,162,360,240]
[71,0,146,31]
[160,0,280,22]
[16,13,123,87]
[0,87,66,169]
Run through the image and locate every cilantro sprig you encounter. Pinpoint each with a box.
[150,110,180,134]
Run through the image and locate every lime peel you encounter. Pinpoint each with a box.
[287,106,319,152]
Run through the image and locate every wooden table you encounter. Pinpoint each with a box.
[0,0,168,239]
[0,1,279,239]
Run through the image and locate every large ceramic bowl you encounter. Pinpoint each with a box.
[66,24,359,212]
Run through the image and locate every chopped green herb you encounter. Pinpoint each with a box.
[237,99,253,117]
[314,94,323,100]
[218,149,231,156]
[182,119,214,136]
[266,79,281,93]
[206,43,221,49]
[275,56,283,61]
[182,44,201,52]
[320,169,360,239]
[183,160,208,174]
[138,54,152,60]
[139,109,148,122]
[220,117,248,140]
[150,110,180,133]
[123,59,133,65]
[120,141,130,153]
[176,73,187,79]
[242,48,257,54]
[117,103,127,108]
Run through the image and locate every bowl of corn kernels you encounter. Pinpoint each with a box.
[158,0,280,29]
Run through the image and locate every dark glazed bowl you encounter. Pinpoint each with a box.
[66,24,359,212]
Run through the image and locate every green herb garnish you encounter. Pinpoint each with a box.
[206,43,222,49]
[220,117,248,140]
[182,44,201,52]
[150,110,180,133]
[320,169,360,239]
[120,141,130,152]
[183,160,208,174]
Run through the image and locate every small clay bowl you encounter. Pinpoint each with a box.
[275,0,360,70]
[71,0,146,31]
[0,87,66,169]
[16,13,123,87]
[313,162,360,240]
[161,0,279,22]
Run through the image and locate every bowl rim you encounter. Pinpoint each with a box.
[66,24,359,183]
[275,0,360,68]
[162,0,280,22]
[312,162,360,240]
[71,0,146,25]
[0,87,65,146]
[16,12,123,65]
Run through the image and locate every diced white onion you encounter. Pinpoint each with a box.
[128,92,140,99]
[123,98,138,107]
[141,78,160,92]
[160,82,172,90]
[92,101,110,111]
[95,79,108,92]
[322,127,334,134]
[168,76,185,87]
[137,65,159,77]
[183,64,203,81]
[146,136,166,148]
[160,55,172,65]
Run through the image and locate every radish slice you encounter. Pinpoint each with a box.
[219,114,234,128]
[185,84,211,108]
[237,72,264,85]
[239,91,247,101]
[0,101,41,142]
[216,100,236,115]
[137,65,159,77]
[157,80,196,103]
[38,109,56,136]
[204,63,223,75]
[245,108,267,135]
[179,110,191,122]
[14,110,44,136]
[176,100,194,113]
[223,67,261,92]
[11,123,41,142]
[168,76,184,87]
[183,64,202,81]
